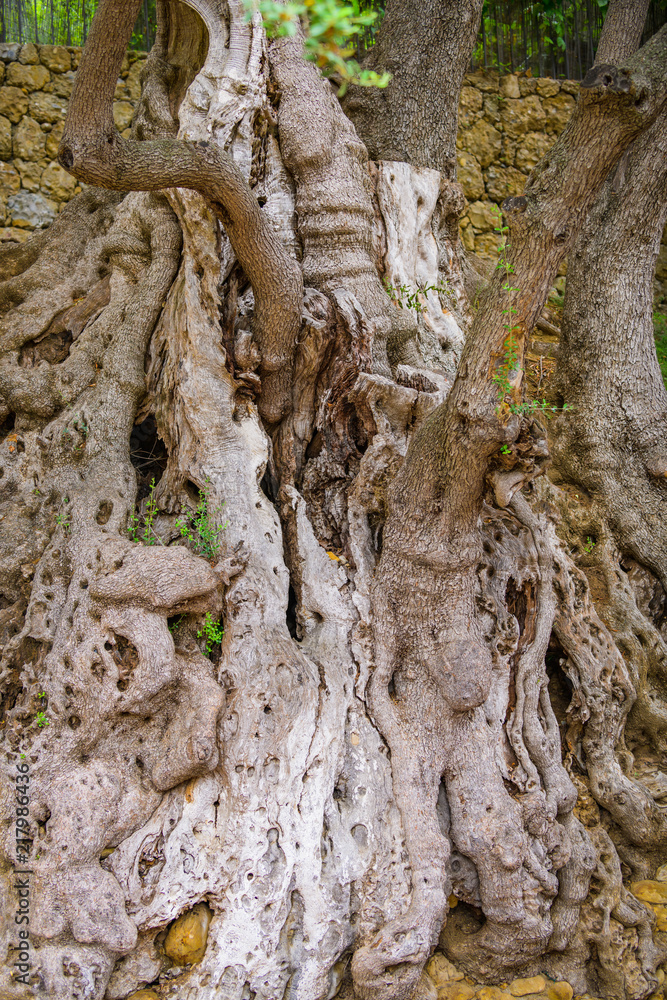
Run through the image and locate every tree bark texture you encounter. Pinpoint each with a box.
[0,4,665,1000]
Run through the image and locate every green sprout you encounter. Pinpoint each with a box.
[197,612,225,655]
[175,479,227,560]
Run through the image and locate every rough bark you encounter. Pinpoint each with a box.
[342,0,484,178]
[0,4,665,1000]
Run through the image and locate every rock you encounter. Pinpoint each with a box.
[6,62,50,91]
[14,158,43,192]
[113,100,135,131]
[40,161,77,201]
[500,136,517,167]
[39,45,71,73]
[561,80,579,96]
[657,863,667,882]
[467,200,499,233]
[500,95,546,138]
[19,43,39,65]
[460,221,475,252]
[45,120,64,160]
[630,880,667,904]
[519,77,538,96]
[483,95,501,125]
[477,988,514,1000]
[536,78,560,97]
[164,902,212,965]
[653,904,667,932]
[0,225,30,242]
[0,43,22,62]
[515,132,553,172]
[464,70,499,93]
[500,74,520,99]
[0,161,20,199]
[28,91,68,124]
[125,60,144,101]
[484,164,526,202]
[0,115,11,160]
[13,117,46,161]
[542,93,576,135]
[0,87,29,124]
[125,992,160,1000]
[509,977,547,996]
[473,231,500,259]
[7,191,58,228]
[44,71,76,99]
[426,953,465,987]
[461,119,502,168]
[546,982,574,1000]
[459,85,484,127]
[437,983,476,1000]
[457,151,484,201]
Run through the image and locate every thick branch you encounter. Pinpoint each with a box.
[391,25,667,540]
[595,0,651,64]
[59,0,303,423]
[343,0,484,178]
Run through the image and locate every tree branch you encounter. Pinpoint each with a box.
[59,0,303,424]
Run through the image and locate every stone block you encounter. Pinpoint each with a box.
[164,902,212,965]
[483,95,501,124]
[7,190,57,228]
[0,43,22,62]
[45,120,64,160]
[464,70,499,93]
[19,43,39,65]
[14,158,43,191]
[484,164,526,201]
[519,76,538,96]
[467,199,499,232]
[40,160,77,200]
[0,160,20,199]
[461,119,501,168]
[113,100,134,131]
[39,45,72,73]
[457,151,484,201]
[459,85,484,127]
[6,62,50,91]
[426,953,465,987]
[474,231,500,258]
[13,116,46,161]
[70,49,82,69]
[477,988,514,1000]
[0,64,4,85]
[536,78,560,97]
[28,91,67,123]
[515,131,553,172]
[561,80,579,96]
[500,95,546,138]
[631,880,667,904]
[542,93,576,134]
[500,136,517,166]
[0,115,11,160]
[0,225,29,242]
[44,71,75,99]
[437,983,476,1000]
[500,74,520,99]
[0,87,29,124]
[509,977,547,996]
[460,220,476,252]
[125,60,144,101]
[545,982,573,1000]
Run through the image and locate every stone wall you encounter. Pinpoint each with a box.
[0,46,664,305]
[0,42,146,240]
[456,68,667,305]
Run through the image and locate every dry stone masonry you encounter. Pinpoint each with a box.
[0,47,664,304]
[0,42,146,241]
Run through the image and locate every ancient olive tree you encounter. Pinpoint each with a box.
[0,1,666,999]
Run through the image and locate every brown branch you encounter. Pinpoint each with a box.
[59,0,303,424]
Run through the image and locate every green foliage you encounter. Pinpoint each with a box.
[35,710,49,728]
[500,444,512,455]
[382,277,453,314]
[654,311,667,389]
[244,0,390,94]
[55,496,71,535]
[197,612,224,654]
[129,477,162,546]
[168,615,184,634]
[175,479,227,560]
[583,536,596,553]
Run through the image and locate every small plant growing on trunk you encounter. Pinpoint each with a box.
[175,480,227,560]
